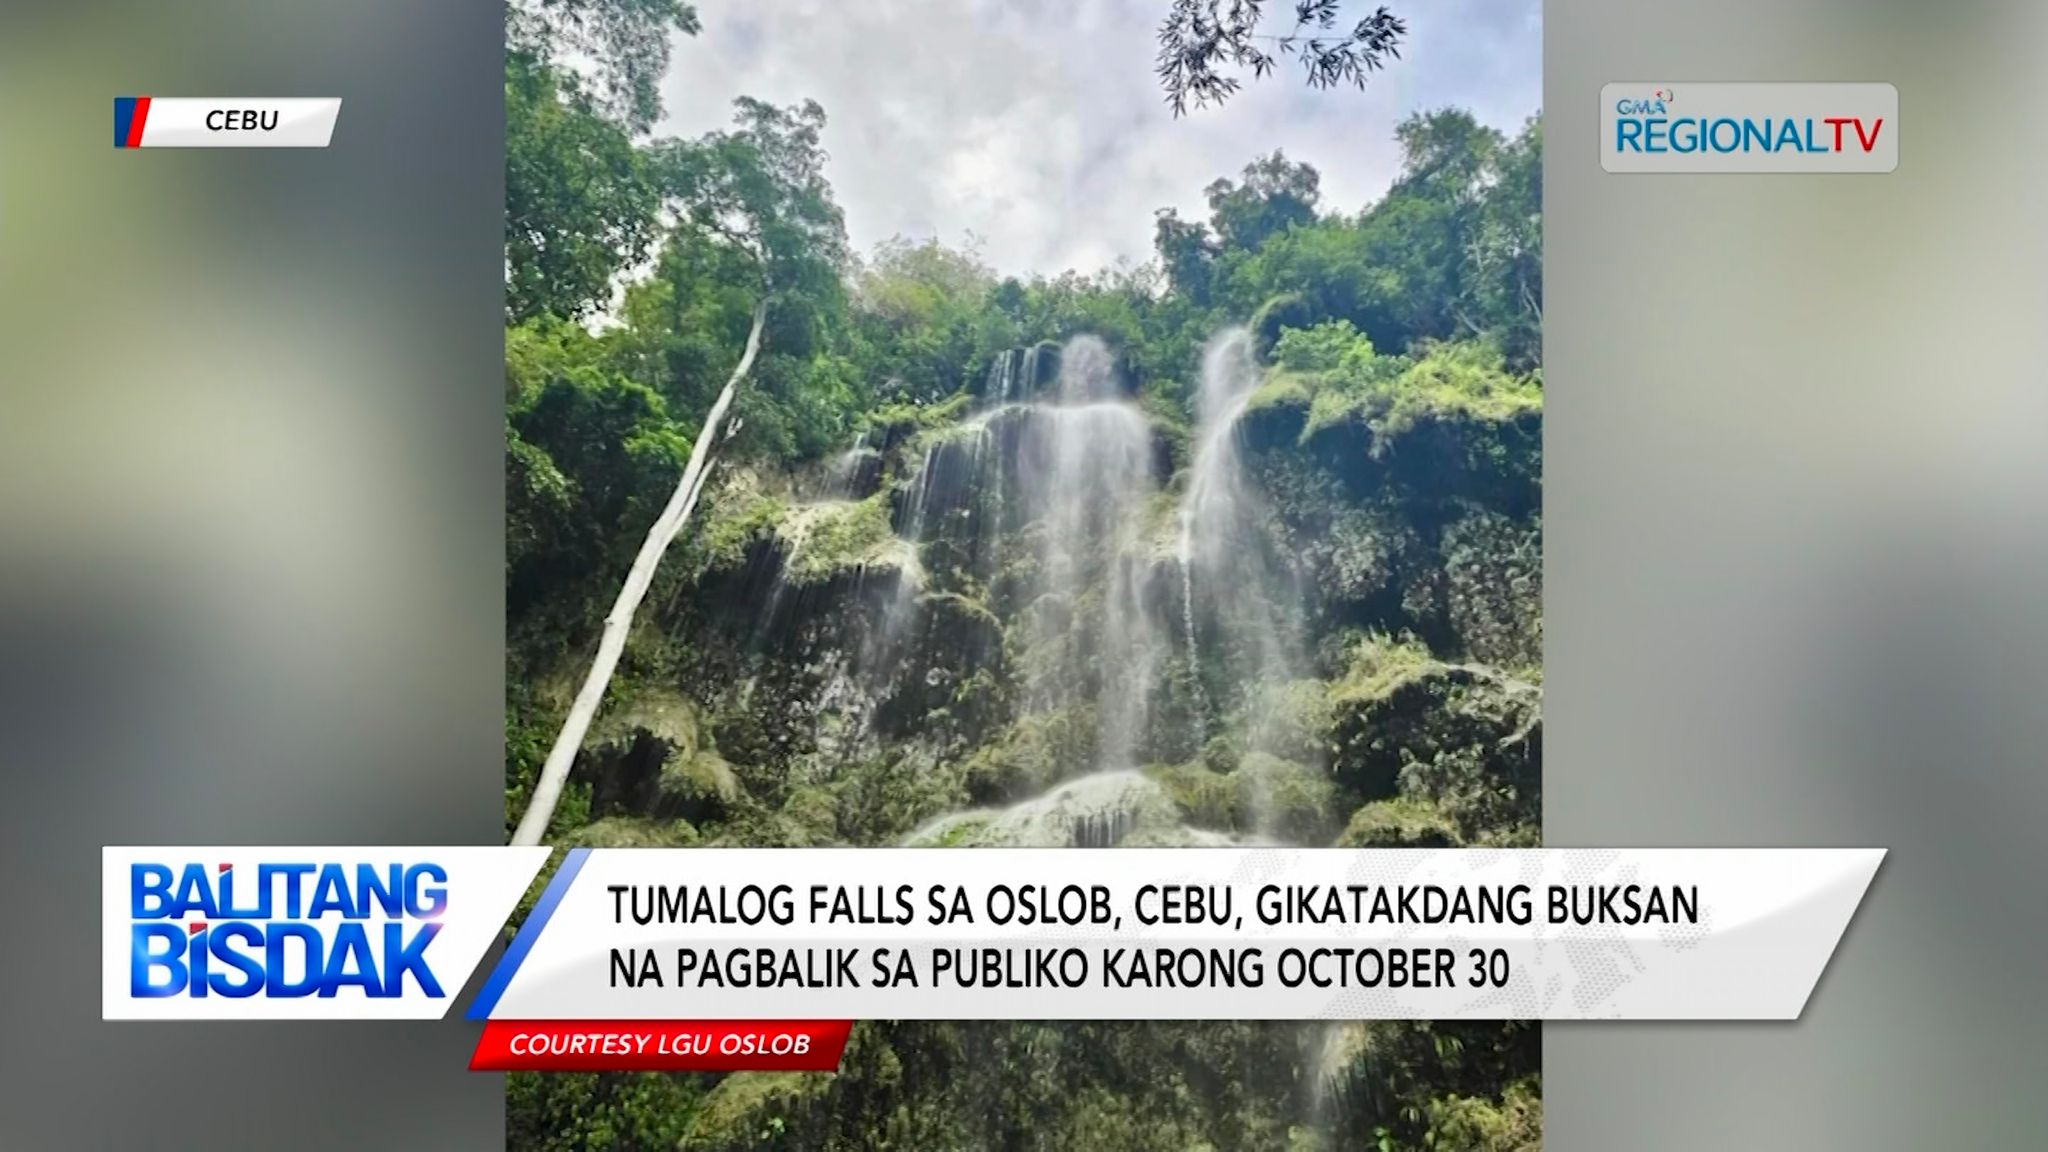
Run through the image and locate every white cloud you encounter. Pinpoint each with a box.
[659,0,1539,277]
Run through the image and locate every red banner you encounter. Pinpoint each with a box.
[470,1020,853,1073]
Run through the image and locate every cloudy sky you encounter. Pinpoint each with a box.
[658,0,1539,277]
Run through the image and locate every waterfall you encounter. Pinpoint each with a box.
[1174,329,1308,823]
[985,349,1017,404]
[1176,327,1257,735]
[1014,335,1169,773]
[739,330,1309,842]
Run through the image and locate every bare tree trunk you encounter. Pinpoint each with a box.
[510,298,768,846]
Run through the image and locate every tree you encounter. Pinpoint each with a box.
[1157,0,1405,116]
[1468,117,1543,369]
[508,0,700,134]
[1205,150,1321,251]
[503,0,701,321]
[510,98,847,847]
[1153,208,1220,304]
[504,51,661,322]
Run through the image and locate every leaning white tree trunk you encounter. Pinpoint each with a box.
[510,298,768,846]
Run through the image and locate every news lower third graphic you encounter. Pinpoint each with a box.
[114,97,343,148]
[103,846,1883,1072]
[1602,83,1897,173]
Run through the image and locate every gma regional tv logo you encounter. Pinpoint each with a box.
[103,847,549,1020]
[1602,83,1897,173]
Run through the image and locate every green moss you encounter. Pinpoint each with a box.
[1146,754,1338,843]
[685,1072,829,1150]
[959,705,1101,803]
[568,816,700,848]
[775,493,911,586]
[861,390,972,440]
[1425,1078,1543,1151]
[1244,679,1336,764]
[699,487,788,572]
[1261,323,1541,452]
[1367,342,1542,442]
[590,689,700,757]
[1329,631,1437,703]
[1249,290,1315,355]
[1147,761,1246,830]
[660,748,739,809]
[1236,752,1341,844]
[928,814,992,847]
[1139,390,1194,468]
[1336,796,1460,848]
[1241,369,1315,416]
[919,590,1003,653]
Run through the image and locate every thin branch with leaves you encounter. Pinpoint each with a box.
[1157,0,1406,117]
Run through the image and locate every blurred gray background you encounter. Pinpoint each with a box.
[0,0,506,1147]
[1547,0,2048,1146]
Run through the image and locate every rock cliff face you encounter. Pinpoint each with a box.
[559,333,1542,1148]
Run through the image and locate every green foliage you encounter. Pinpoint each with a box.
[656,98,849,299]
[1266,322,1538,449]
[508,0,700,133]
[505,52,661,322]
[862,391,972,440]
[1371,342,1541,441]
[1207,151,1321,251]
[508,1067,707,1151]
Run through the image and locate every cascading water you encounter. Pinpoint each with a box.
[1014,335,1170,775]
[1176,328,1305,768]
[747,332,1299,848]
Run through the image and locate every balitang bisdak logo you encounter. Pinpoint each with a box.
[103,847,549,1020]
[1601,82,1898,174]
[129,861,448,1000]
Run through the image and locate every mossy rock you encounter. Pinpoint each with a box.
[959,706,1101,804]
[1145,754,1337,844]
[589,690,700,760]
[1243,679,1336,766]
[1235,753,1341,845]
[693,471,789,575]
[657,748,740,822]
[1249,291,1316,355]
[774,496,913,587]
[906,770,1191,848]
[1198,734,1242,774]
[918,590,1004,652]
[906,812,992,847]
[708,785,842,848]
[1336,796,1460,848]
[1325,649,1541,833]
[1147,761,1246,830]
[567,815,700,849]
[574,689,722,821]
[1442,510,1542,673]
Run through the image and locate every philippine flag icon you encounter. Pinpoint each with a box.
[114,96,152,148]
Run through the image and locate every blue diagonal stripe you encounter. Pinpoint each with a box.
[466,847,589,1021]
